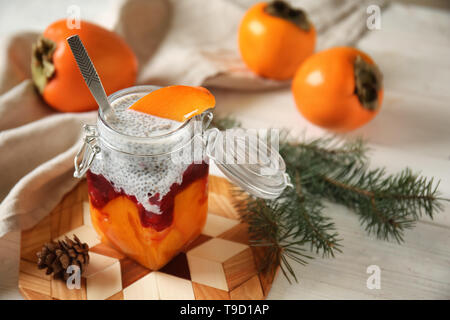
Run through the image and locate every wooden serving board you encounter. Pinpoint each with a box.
[18,176,277,300]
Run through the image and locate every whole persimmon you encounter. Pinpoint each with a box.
[292,47,383,132]
[238,0,316,80]
[31,19,137,112]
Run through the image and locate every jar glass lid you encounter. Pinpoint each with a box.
[206,128,291,199]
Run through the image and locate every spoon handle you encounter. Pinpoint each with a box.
[67,35,115,120]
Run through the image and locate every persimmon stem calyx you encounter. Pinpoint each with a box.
[265,0,311,31]
[31,36,56,93]
[354,55,383,111]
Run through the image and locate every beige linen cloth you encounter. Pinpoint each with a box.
[0,0,385,237]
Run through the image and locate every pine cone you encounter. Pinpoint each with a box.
[36,235,90,280]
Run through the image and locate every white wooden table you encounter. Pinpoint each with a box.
[1,2,449,299]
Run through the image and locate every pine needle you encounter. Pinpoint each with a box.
[211,116,447,283]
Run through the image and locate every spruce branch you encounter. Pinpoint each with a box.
[210,117,447,283]
[278,171,341,257]
[283,134,446,243]
[209,113,241,131]
[233,190,314,283]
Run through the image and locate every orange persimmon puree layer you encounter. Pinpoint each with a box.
[89,175,208,270]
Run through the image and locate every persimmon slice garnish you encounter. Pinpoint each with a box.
[129,85,215,122]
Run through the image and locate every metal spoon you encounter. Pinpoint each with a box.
[66,35,116,121]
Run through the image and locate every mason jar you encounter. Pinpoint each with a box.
[74,85,290,270]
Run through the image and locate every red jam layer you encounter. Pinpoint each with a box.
[86,162,209,232]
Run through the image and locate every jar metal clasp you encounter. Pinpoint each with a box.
[74,124,100,178]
